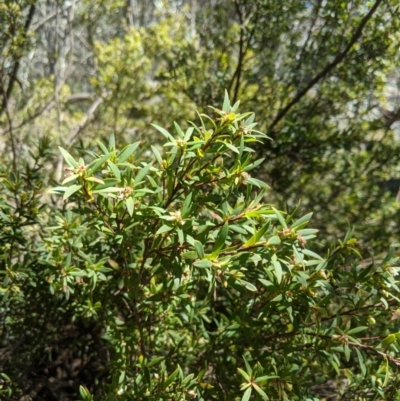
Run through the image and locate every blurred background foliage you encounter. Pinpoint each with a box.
[1,0,400,251]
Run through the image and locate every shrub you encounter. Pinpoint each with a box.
[1,94,400,400]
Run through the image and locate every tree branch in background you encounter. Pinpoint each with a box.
[229,1,257,104]
[55,95,104,181]
[67,96,103,144]
[3,94,17,171]
[31,3,73,32]
[230,0,245,104]
[0,70,77,139]
[268,0,384,132]
[0,4,36,117]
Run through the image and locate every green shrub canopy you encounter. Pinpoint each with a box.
[1,95,400,400]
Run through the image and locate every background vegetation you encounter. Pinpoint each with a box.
[1,1,400,400]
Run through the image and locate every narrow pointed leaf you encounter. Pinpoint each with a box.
[253,383,269,400]
[87,152,113,175]
[126,197,134,217]
[194,240,205,259]
[151,124,175,142]
[271,254,283,283]
[291,212,313,229]
[59,147,78,168]
[107,161,121,180]
[63,184,82,200]
[174,122,184,138]
[163,367,180,389]
[211,223,229,257]
[237,368,251,382]
[272,207,287,228]
[62,174,79,185]
[222,90,230,112]
[135,163,152,185]
[118,141,140,162]
[241,387,252,401]
[156,225,173,235]
[108,133,115,151]
[151,145,163,166]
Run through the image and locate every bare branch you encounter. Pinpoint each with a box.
[67,96,104,144]
[66,92,95,103]
[31,3,74,32]
[268,0,384,132]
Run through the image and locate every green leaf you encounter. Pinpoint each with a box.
[126,197,134,217]
[245,177,269,188]
[291,212,313,229]
[240,280,257,292]
[62,174,79,185]
[0,211,11,223]
[383,357,389,387]
[380,334,396,349]
[174,121,184,138]
[224,142,239,153]
[107,161,121,180]
[63,184,82,200]
[243,221,270,247]
[244,113,255,125]
[184,127,194,141]
[302,249,324,260]
[181,192,193,218]
[48,186,67,194]
[152,123,175,142]
[108,133,116,151]
[87,152,113,175]
[97,141,109,154]
[182,251,198,260]
[272,207,287,228]
[84,176,105,184]
[230,225,248,235]
[254,375,280,383]
[347,326,368,336]
[354,347,366,376]
[194,240,205,259]
[163,367,180,389]
[194,260,212,268]
[267,235,281,245]
[59,147,78,168]
[238,368,251,381]
[258,278,273,287]
[222,89,231,112]
[297,228,319,236]
[147,356,164,368]
[118,141,140,162]
[211,223,229,258]
[177,228,184,245]
[156,225,173,235]
[243,356,253,374]
[79,385,93,401]
[241,387,252,401]
[135,163,152,185]
[243,158,265,172]
[239,134,245,157]
[151,145,163,166]
[92,187,121,194]
[271,254,283,283]
[253,383,269,400]
[344,343,351,362]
